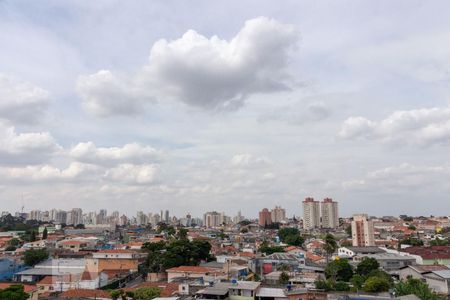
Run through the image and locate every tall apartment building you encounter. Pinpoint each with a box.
[321,198,339,228]
[302,197,321,230]
[259,208,272,227]
[70,208,83,225]
[54,210,67,224]
[351,214,375,247]
[271,206,286,223]
[204,211,222,228]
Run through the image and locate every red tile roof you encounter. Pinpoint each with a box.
[59,289,112,299]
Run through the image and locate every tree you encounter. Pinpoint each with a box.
[398,238,423,248]
[395,278,443,300]
[278,228,304,246]
[345,225,352,236]
[29,230,36,242]
[42,227,48,240]
[279,271,290,285]
[356,257,379,276]
[325,259,354,282]
[363,276,390,293]
[408,225,416,231]
[350,274,365,291]
[177,228,188,240]
[324,234,338,263]
[23,248,49,266]
[334,281,351,291]
[259,242,285,255]
[0,284,29,300]
[315,279,333,291]
[133,287,161,300]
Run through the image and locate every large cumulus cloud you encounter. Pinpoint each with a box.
[77,17,300,116]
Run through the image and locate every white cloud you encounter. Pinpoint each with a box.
[0,74,51,124]
[339,107,450,146]
[342,163,450,191]
[77,70,150,117]
[0,123,61,165]
[230,153,271,169]
[70,141,162,166]
[104,164,159,185]
[77,17,300,115]
[0,162,100,182]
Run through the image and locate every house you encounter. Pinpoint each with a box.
[196,281,261,300]
[398,265,449,281]
[285,287,327,300]
[57,240,89,252]
[0,257,27,280]
[14,258,86,283]
[338,246,385,258]
[423,270,450,295]
[400,246,450,265]
[353,253,416,271]
[36,271,109,293]
[85,249,145,273]
[58,288,113,299]
[166,266,226,282]
[252,253,324,275]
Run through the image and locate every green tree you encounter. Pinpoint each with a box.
[29,230,36,242]
[350,274,365,291]
[315,279,333,291]
[278,228,304,246]
[42,227,48,240]
[324,234,338,263]
[335,281,351,291]
[23,248,49,266]
[9,238,21,247]
[279,271,290,285]
[395,278,443,300]
[363,276,390,293]
[259,242,285,255]
[0,284,29,300]
[133,287,161,300]
[325,259,354,282]
[177,228,188,240]
[356,257,379,276]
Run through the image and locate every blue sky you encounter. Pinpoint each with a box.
[1,0,450,218]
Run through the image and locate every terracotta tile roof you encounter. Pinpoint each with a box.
[123,282,179,297]
[37,276,55,285]
[402,246,450,260]
[59,289,112,299]
[238,252,255,257]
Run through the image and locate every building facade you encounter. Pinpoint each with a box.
[302,198,320,230]
[351,214,375,247]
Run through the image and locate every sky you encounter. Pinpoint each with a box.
[1,0,450,218]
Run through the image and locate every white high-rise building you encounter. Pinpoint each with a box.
[302,197,320,230]
[351,214,375,247]
[204,211,222,228]
[271,206,286,223]
[321,198,339,228]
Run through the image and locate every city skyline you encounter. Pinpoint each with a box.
[2,1,450,216]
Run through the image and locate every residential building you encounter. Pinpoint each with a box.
[259,208,272,227]
[204,211,222,228]
[302,198,320,230]
[351,214,375,247]
[271,206,286,223]
[321,198,339,228]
